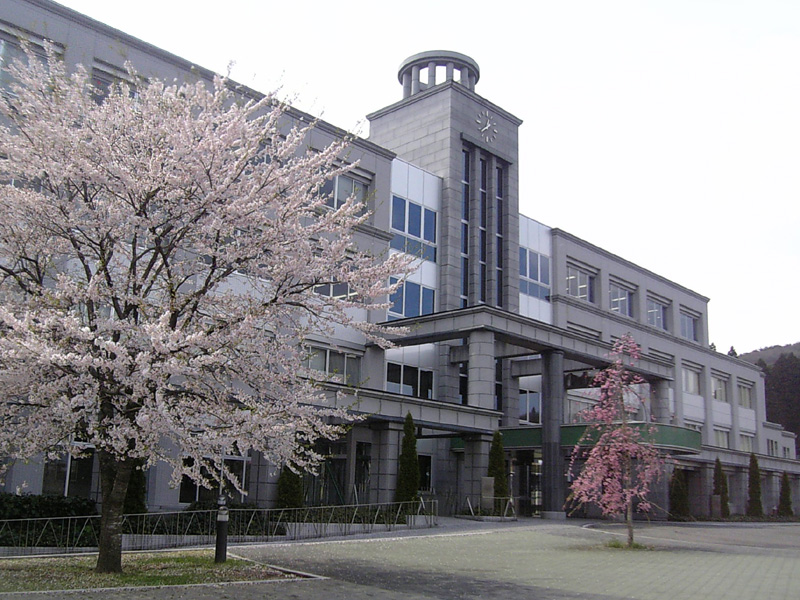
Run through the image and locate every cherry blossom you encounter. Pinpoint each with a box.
[0,44,408,571]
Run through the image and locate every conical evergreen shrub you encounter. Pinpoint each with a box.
[395,413,420,503]
[668,468,690,519]
[746,453,763,517]
[777,472,794,517]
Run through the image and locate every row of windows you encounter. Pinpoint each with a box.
[519,248,550,301]
[306,346,362,385]
[386,362,434,399]
[565,264,701,342]
[682,368,754,408]
[322,174,367,210]
[388,278,435,319]
[391,195,437,262]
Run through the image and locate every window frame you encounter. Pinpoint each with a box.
[566,264,596,303]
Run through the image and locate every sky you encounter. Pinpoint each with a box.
[57,0,800,354]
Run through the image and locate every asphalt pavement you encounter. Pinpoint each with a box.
[4,517,800,599]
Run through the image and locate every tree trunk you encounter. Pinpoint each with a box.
[96,451,134,573]
[626,496,634,547]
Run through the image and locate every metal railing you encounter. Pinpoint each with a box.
[0,500,438,557]
[460,496,516,519]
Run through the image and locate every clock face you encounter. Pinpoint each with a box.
[475,109,498,143]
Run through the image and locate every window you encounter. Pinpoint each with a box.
[646,298,668,330]
[740,434,754,453]
[388,278,435,319]
[680,312,699,342]
[460,150,470,307]
[682,367,701,395]
[306,346,361,385]
[519,389,540,424]
[783,447,792,459]
[386,362,433,399]
[458,362,468,405]
[738,385,753,409]
[768,439,779,457]
[609,282,634,317]
[519,247,551,301]
[714,429,730,449]
[566,265,595,303]
[179,456,249,504]
[42,449,95,499]
[711,376,728,402]
[0,38,24,92]
[390,195,437,262]
[314,280,355,299]
[322,174,366,210]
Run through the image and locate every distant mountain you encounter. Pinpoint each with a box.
[740,342,800,368]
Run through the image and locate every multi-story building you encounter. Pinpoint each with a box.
[2,0,798,517]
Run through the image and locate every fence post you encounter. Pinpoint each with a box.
[215,496,229,564]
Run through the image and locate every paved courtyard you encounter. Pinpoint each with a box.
[3,518,799,599]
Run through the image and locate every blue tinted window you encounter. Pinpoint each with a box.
[462,223,469,254]
[405,237,422,258]
[540,255,550,285]
[405,282,421,317]
[423,209,436,243]
[520,279,528,295]
[421,244,436,262]
[519,247,527,276]
[528,251,539,281]
[389,278,402,315]
[422,287,435,315]
[391,196,406,232]
[408,202,422,238]
[390,234,405,251]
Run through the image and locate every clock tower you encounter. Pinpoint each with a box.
[368,51,524,421]
[368,50,523,314]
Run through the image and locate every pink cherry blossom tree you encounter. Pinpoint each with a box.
[567,334,664,547]
[0,45,408,572]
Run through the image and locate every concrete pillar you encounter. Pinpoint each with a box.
[541,350,566,518]
[375,423,403,503]
[730,374,741,450]
[463,433,493,502]
[729,468,747,515]
[468,330,495,410]
[446,61,454,81]
[502,354,519,426]
[411,65,420,95]
[652,379,671,424]
[427,61,436,87]
[402,71,411,98]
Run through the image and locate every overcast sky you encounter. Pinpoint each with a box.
[57,0,800,354]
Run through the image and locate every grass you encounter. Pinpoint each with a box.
[0,549,291,592]
[605,539,650,550]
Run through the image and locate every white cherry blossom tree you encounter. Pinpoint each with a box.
[0,45,407,572]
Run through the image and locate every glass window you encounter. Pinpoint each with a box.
[391,195,406,232]
[519,389,541,424]
[740,434,754,453]
[519,248,551,302]
[325,174,366,209]
[682,367,701,395]
[566,265,595,303]
[714,429,730,449]
[680,312,699,342]
[306,346,361,385]
[609,283,633,317]
[647,298,668,330]
[404,282,421,318]
[423,209,436,243]
[712,376,728,402]
[387,362,434,399]
[738,385,753,409]
[422,287,435,315]
[386,362,402,393]
[407,202,422,238]
[768,439,779,457]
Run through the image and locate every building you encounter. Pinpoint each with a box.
[1,0,798,518]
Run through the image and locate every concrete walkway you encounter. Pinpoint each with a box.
[4,518,800,599]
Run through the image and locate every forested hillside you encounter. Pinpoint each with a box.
[741,343,800,453]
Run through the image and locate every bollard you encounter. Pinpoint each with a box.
[215,496,229,564]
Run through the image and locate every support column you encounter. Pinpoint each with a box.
[402,71,411,98]
[652,379,671,424]
[411,65,420,95]
[468,330,495,410]
[375,423,403,503]
[427,61,437,87]
[463,433,493,502]
[541,350,566,519]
